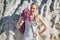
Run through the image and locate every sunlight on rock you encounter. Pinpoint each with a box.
[0,0,60,40]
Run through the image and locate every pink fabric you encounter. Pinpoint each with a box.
[19,8,32,34]
[23,8,32,22]
[19,22,25,34]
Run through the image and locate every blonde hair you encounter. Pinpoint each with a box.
[31,2,39,9]
[31,2,40,26]
[35,13,40,26]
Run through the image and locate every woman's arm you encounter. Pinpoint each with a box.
[35,15,47,36]
[16,17,24,29]
[38,15,47,34]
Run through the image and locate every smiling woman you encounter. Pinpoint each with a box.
[0,0,60,40]
[16,2,47,40]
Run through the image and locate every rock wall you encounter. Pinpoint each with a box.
[0,0,60,40]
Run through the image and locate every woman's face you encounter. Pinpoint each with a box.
[30,4,37,14]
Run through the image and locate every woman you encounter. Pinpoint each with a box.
[16,2,47,40]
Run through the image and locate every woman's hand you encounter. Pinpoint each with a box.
[35,30,39,36]
[16,17,24,29]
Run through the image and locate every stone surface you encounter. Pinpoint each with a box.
[0,0,60,40]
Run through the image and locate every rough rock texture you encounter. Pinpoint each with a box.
[0,0,60,40]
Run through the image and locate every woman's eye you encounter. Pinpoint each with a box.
[31,7,35,9]
[33,8,35,9]
[31,8,35,9]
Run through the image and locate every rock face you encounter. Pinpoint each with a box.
[0,0,60,40]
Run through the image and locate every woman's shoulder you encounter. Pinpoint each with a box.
[35,13,40,17]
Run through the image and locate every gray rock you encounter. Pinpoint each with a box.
[0,0,60,40]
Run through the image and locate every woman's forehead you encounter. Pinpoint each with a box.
[31,5,36,8]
